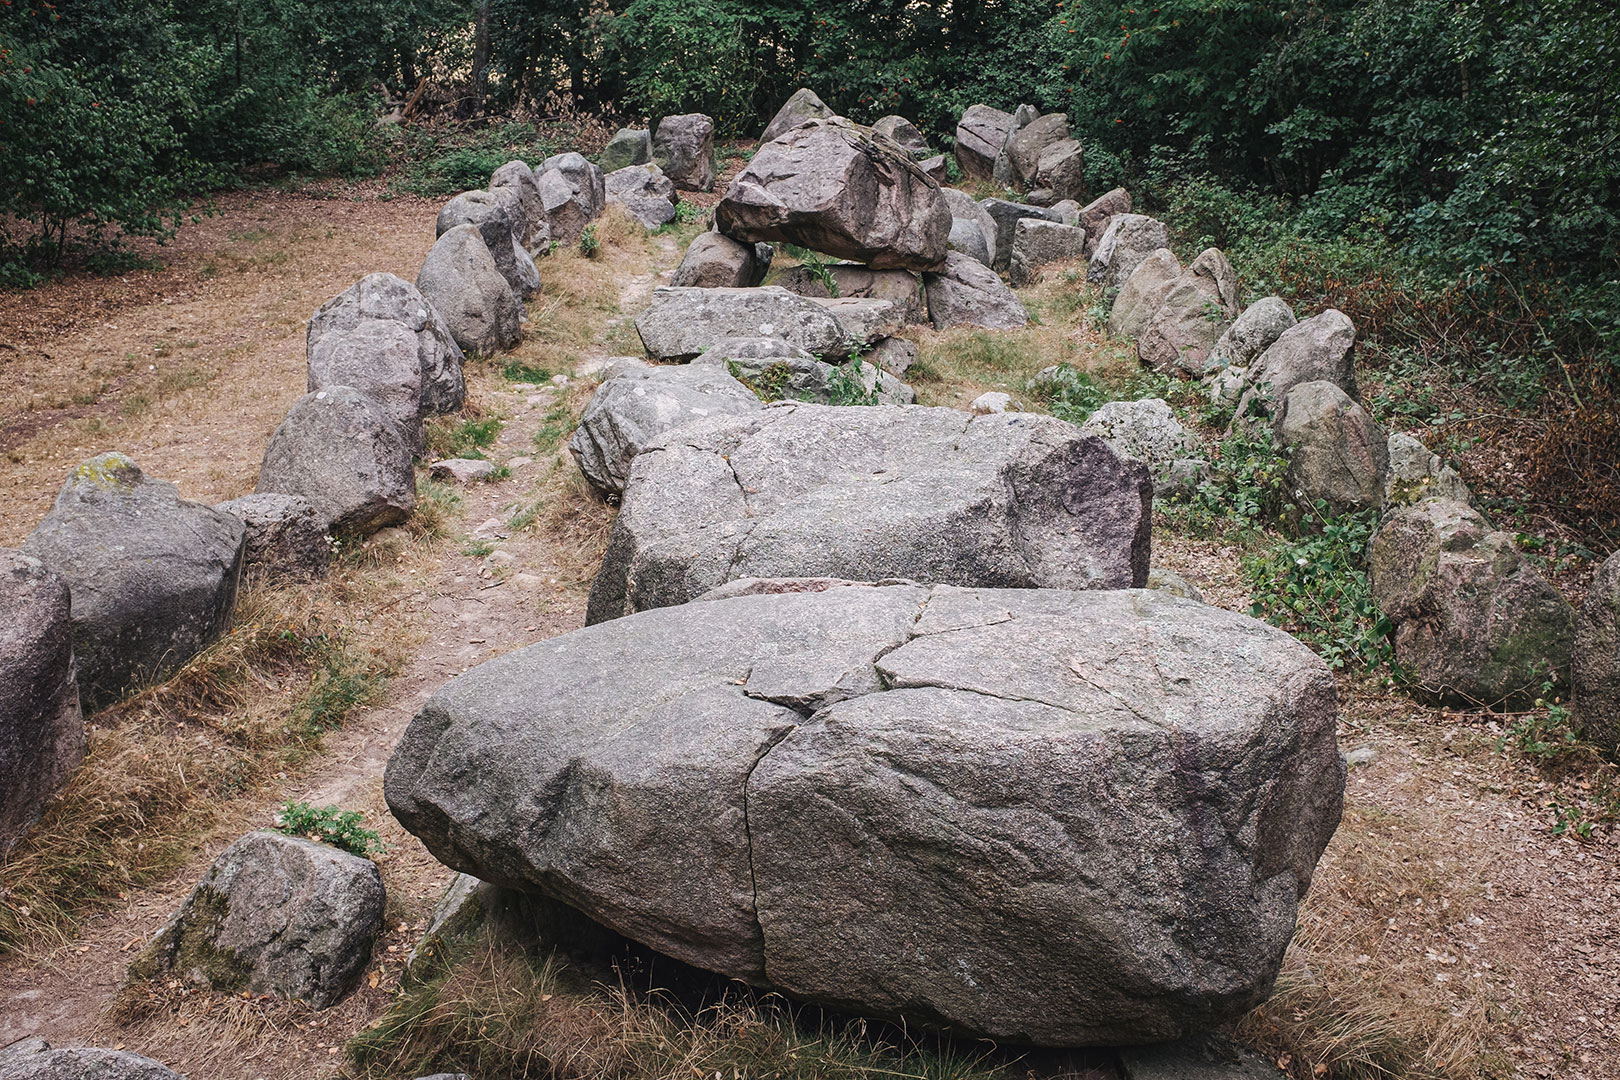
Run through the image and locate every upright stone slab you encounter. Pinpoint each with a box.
[416,224,524,356]
[1008,219,1088,287]
[435,189,541,299]
[0,550,83,855]
[1088,214,1171,289]
[956,104,1017,181]
[653,113,717,193]
[981,198,1062,273]
[1108,249,1182,339]
[598,127,653,172]
[586,404,1152,622]
[671,231,771,288]
[1079,187,1132,254]
[306,273,465,417]
[386,581,1344,1046]
[306,317,427,454]
[489,160,548,254]
[257,387,416,537]
[940,188,998,266]
[762,88,836,142]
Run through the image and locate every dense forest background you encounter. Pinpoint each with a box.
[2,0,1616,530]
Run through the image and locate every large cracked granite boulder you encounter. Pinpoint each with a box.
[306,316,427,454]
[982,198,1062,274]
[569,363,763,496]
[653,113,717,193]
[1008,218,1088,287]
[0,1041,185,1080]
[214,494,331,582]
[416,224,524,356]
[585,404,1152,622]
[307,273,465,417]
[1230,310,1357,438]
[922,252,1029,330]
[1575,551,1620,755]
[776,263,927,325]
[955,104,1017,180]
[1370,499,1575,707]
[0,551,83,855]
[1278,381,1388,514]
[635,286,855,360]
[1109,249,1182,340]
[1137,248,1241,377]
[691,337,915,407]
[489,160,549,255]
[386,581,1344,1046]
[1002,112,1071,189]
[603,163,678,229]
[257,387,415,537]
[715,120,951,272]
[1035,138,1085,202]
[1208,296,1296,373]
[1088,214,1171,289]
[22,455,245,711]
[671,231,771,289]
[131,831,384,1009]
[435,189,541,298]
[762,88,836,142]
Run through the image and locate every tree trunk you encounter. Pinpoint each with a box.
[472,0,491,114]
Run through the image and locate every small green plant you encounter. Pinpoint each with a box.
[501,360,552,383]
[272,802,384,857]
[727,360,795,402]
[826,355,881,406]
[1033,363,1175,424]
[533,400,576,452]
[428,417,502,460]
[1497,688,1620,840]
[795,249,840,296]
[461,538,496,557]
[579,224,601,257]
[288,631,389,735]
[671,200,707,226]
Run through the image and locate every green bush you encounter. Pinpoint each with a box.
[273,802,385,857]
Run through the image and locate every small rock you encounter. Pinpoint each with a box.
[970,391,1013,414]
[1345,746,1378,768]
[1146,568,1205,603]
[1384,432,1469,507]
[0,1041,185,1080]
[922,252,1029,330]
[671,231,771,289]
[215,493,331,582]
[429,458,498,485]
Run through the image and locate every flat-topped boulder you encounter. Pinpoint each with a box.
[0,550,83,855]
[386,581,1344,1046]
[585,403,1151,622]
[257,386,415,537]
[635,286,866,360]
[982,198,1062,273]
[691,337,915,407]
[715,119,951,272]
[22,455,245,711]
[306,273,465,417]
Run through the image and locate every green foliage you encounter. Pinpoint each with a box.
[786,246,839,296]
[395,122,557,198]
[728,360,795,403]
[501,360,552,383]
[428,416,503,460]
[579,222,601,257]
[273,802,385,857]
[1032,363,1175,424]
[289,631,389,735]
[1497,688,1620,841]
[826,356,880,406]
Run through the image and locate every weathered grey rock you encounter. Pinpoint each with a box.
[387,581,1343,1046]
[1146,567,1205,604]
[776,263,927,325]
[716,120,950,272]
[947,217,991,265]
[982,198,1062,273]
[1230,310,1357,438]
[866,336,918,377]
[1108,248,1183,339]
[1278,381,1388,514]
[1206,365,1249,409]
[1079,187,1132,254]
[131,831,384,1009]
[1003,113,1071,189]
[811,296,903,345]
[1208,296,1296,372]
[257,387,415,537]
[1024,187,1059,207]
[428,458,497,485]
[872,115,931,158]
[1575,552,1620,754]
[307,273,465,417]
[436,189,540,299]
[635,286,862,360]
[416,224,524,356]
[1079,399,1199,495]
[586,405,1151,622]
[536,153,605,246]
[22,455,244,711]
[691,338,914,407]
[1370,499,1575,706]
[307,317,426,454]
[1035,138,1085,202]
[489,160,549,255]
[0,551,82,855]
[1052,199,1081,226]
[1384,432,1469,507]
[598,127,652,172]
[972,391,1013,414]
[918,154,949,183]
[955,104,1017,180]
[214,494,330,582]
[604,163,678,228]
[1138,248,1241,377]
[1008,219,1088,287]
[941,188,998,266]
[1088,214,1172,289]
[762,88,836,142]
[653,113,717,193]
[540,152,606,217]
[0,1041,185,1080]
[671,231,770,289]
[922,252,1029,330]
[569,364,763,495]
[1119,1033,1289,1079]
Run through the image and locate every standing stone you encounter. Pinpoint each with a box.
[653,113,718,193]
[865,336,918,377]
[762,88,836,142]
[776,263,928,325]
[586,404,1152,622]
[1035,139,1085,202]
[131,831,385,1009]
[1079,187,1132,254]
[306,317,427,454]
[21,455,245,711]
[941,188,999,267]
[955,104,1017,181]
[635,286,854,361]
[1574,552,1620,755]
[540,152,607,217]
[1088,214,1172,289]
[871,115,931,158]
[1137,248,1241,377]
[569,364,764,496]
[1208,295,1296,374]
[435,189,541,299]
[489,160,549,255]
[1278,381,1389,514]
[214,494,331,582]
[416,224,523,356]
[536,153,605,246]
[604,163,678,229]
[981,198,1063,273]
[1008,219,1089,287]
[1384,432,1470,507]
[0,550,83,855]
[1108,249,1182,339]
[923,252,1030,330]
[1370,499,1575,707]
[1078,398,1200,495]
[1230,309,1357,438]
[307,273,465,417]
[671,231,770,288]
[257,387,416,537]
[716,120,951,272]
[598,127,653,172]
[1003,113,1071,189]
[0,1042,185,1080]
[947,218,991,266]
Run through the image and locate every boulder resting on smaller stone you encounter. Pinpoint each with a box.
[257,386,416,537]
